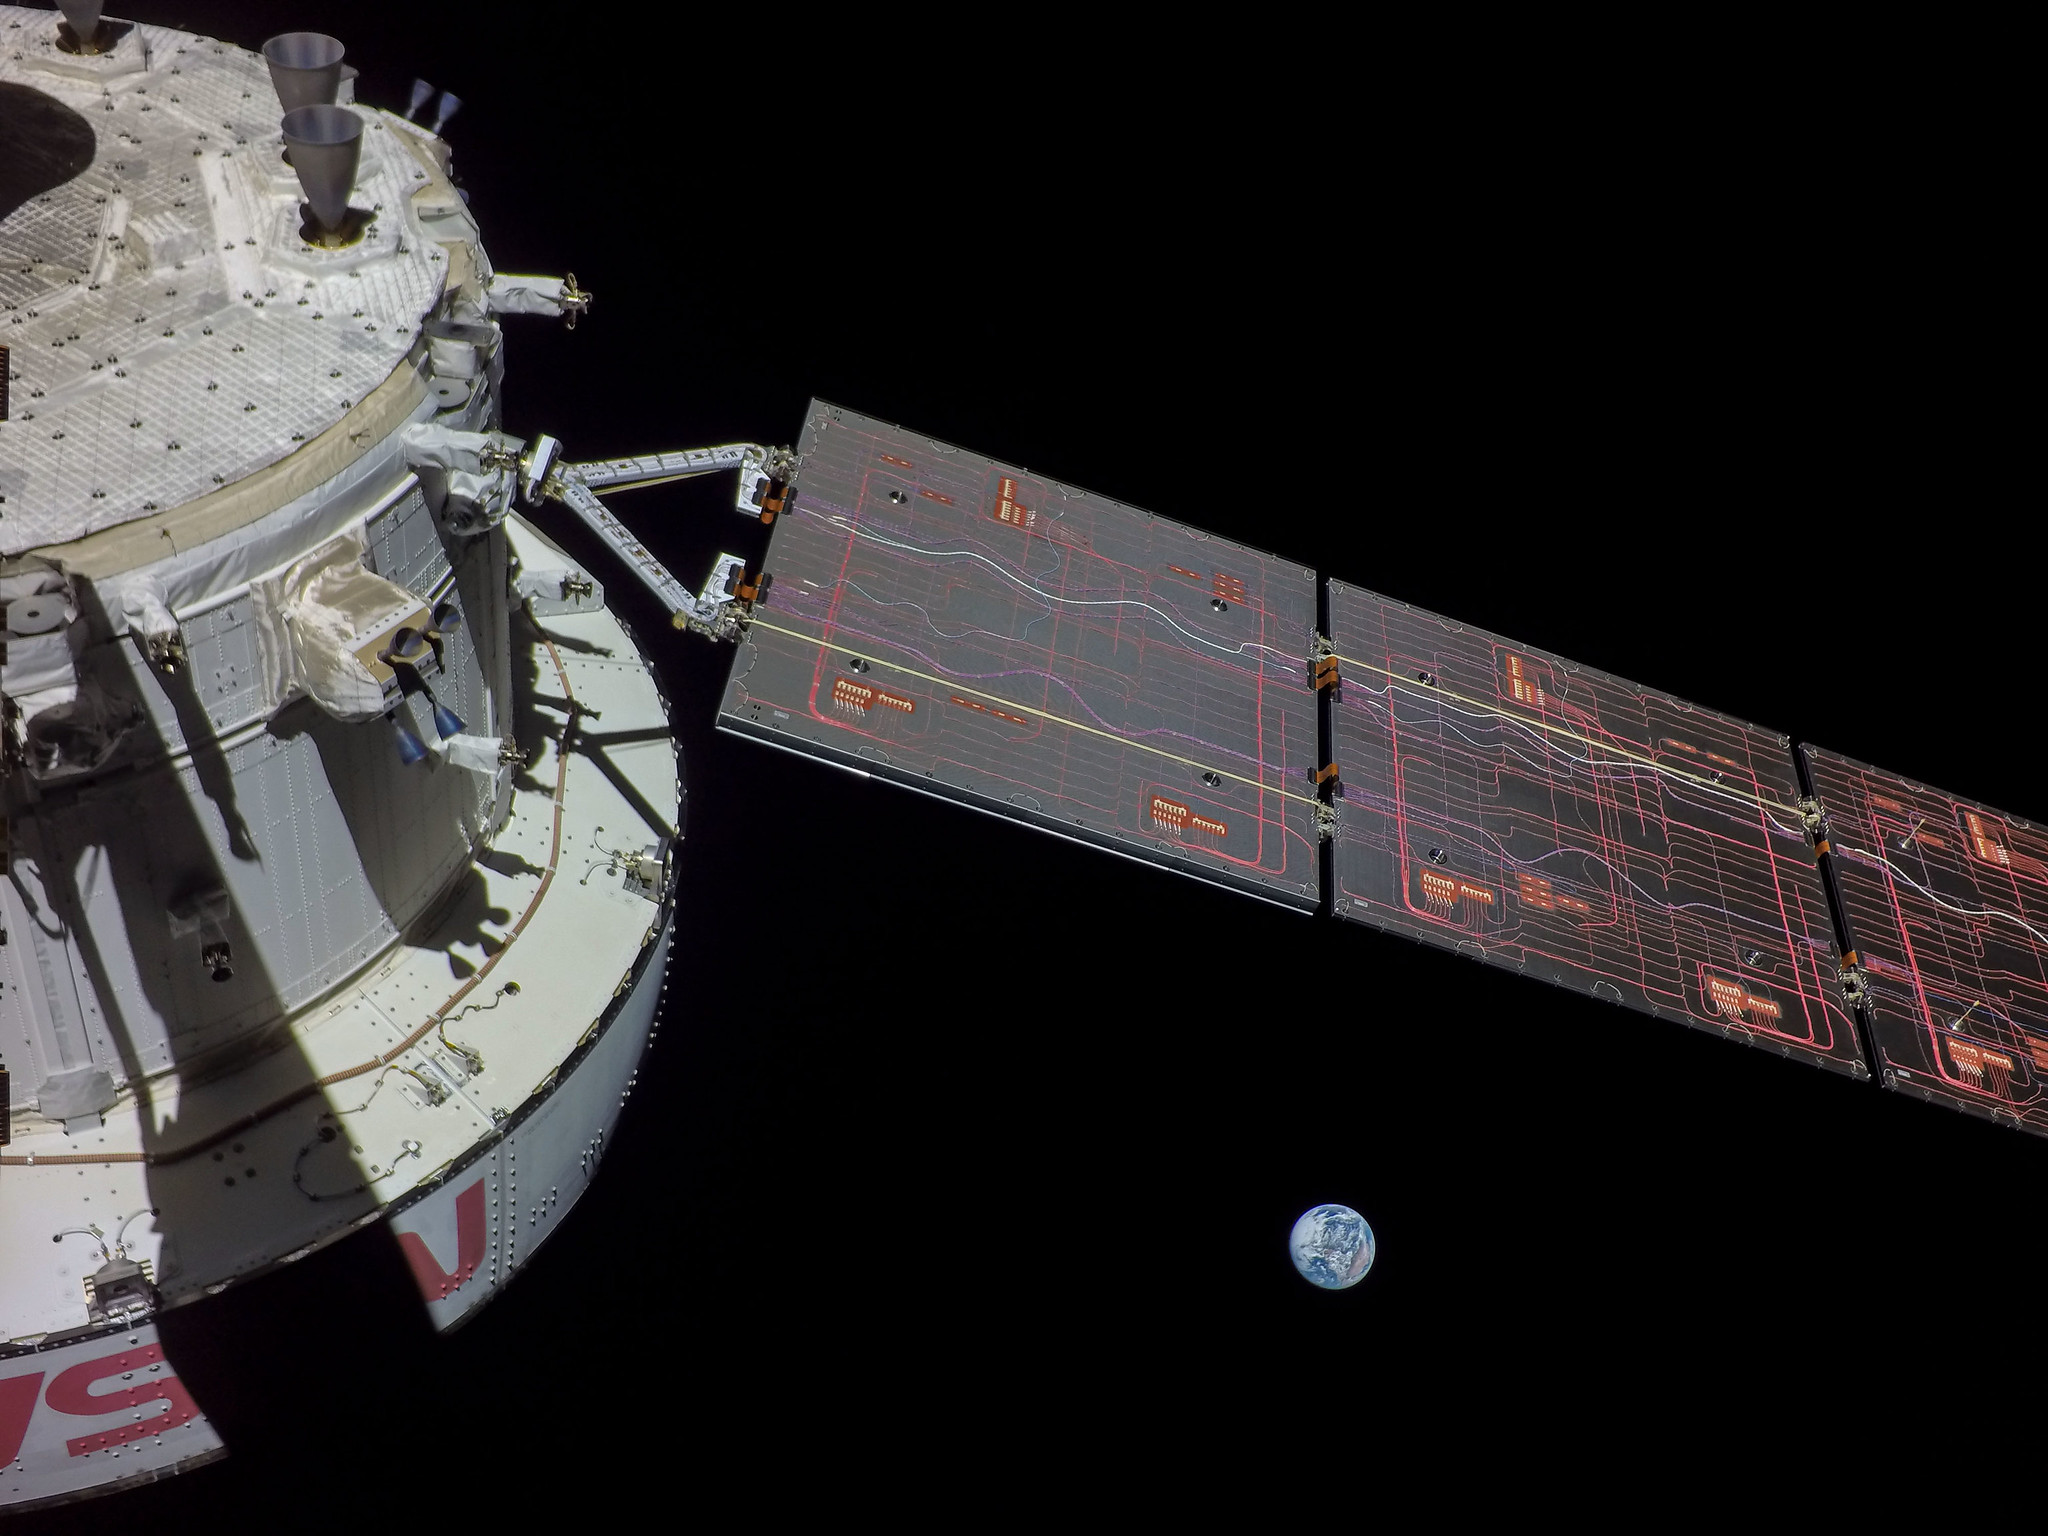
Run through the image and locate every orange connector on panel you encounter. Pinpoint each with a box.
[1706,973,1783,1024]
[1947,1038,2015,1095]
[1505,654,1547,709]
[992,476,1035,529]
[834,679,914,717]
[1961,810,2045,876]
[1516,873,1589,913]
[832,679,876,715]
[1149,795,1192,831]
[1419,871,1459,907]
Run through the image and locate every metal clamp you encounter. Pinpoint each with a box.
[558,272,591,329]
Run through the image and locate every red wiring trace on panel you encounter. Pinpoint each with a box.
[949,695,1029,727]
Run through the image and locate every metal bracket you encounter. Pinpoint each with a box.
[526,436,785,643]
[513,564,604,617]
[142,630,187,674]
[1837,951,1868,1005]
[663,553,761,641]
[737,444,801,524]
[518,432,563,506]
[84,1256,159,1327]
[558,272,590,329]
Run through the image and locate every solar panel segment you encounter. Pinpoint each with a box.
[716,403,1325,908]
[1801,746,2048,1135]
[1324,579,1867,1078]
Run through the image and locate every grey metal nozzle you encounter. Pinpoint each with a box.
[263,32,346,113]
[280,104,363,232]
[58,0,103,46]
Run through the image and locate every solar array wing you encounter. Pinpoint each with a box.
[716,403,1325,908]
[1800,746,2048,1134]
[1325,580,1867,1077]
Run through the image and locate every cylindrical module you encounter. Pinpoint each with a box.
[0,9,679,1512]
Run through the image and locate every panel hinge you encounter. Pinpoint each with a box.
[740,445,802,525]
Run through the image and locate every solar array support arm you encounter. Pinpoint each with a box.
[517,434,770,641]
[569,445,757,491]
[565,443,802,522]
[484,272,592,326]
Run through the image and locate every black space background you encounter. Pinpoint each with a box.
[15,5,2035,1521]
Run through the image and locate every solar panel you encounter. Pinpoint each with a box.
[1325,579,1867,1076]
[716,403,1325,908]
[1800,746,2048,1134]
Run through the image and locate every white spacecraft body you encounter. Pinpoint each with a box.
[0,9,690,1508]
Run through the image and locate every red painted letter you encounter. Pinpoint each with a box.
[397,1178,487,1300]
[0,1371,43,1467]
[43,1343,200,1456]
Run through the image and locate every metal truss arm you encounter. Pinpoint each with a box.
[517,434,775,640]
[564,443,802,521]
[568,445,760,490]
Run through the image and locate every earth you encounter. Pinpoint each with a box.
[1289,1204,1375,1289]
